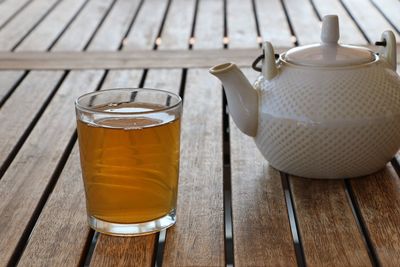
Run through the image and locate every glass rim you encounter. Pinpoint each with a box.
[75,88,182,115]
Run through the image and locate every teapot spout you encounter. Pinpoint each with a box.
[209,63,258,137]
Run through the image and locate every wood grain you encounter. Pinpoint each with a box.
[163,69,225,266]
[91,235,158,267]
[16,145,92,267]
[189,0,224,50]
[0,0,60,50]
[0,0,117,170]
[283,0,321,44]
[0,0,32,28]
[16,0,87,51]
[290,177,372,266]
[158,1,225,266]
[11,1,141,265]
[228,2,297,263]
[0,70,63,166]
[340,0,400,42]
[0,70,25,103]
[2,43,400,70]
[0,70,104,266]
[230,125,297,266]
[52,0,114,51]
[0,0,118,173]
[18,71,144,267]
[0,0,76,108]
[369,0,400,31]
[89,0,141,51]
[226,0,259,48]
[124,0,169,51]
[255,0,293,47]
[350,164,400,266]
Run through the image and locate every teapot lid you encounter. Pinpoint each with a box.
[283,15,375,67]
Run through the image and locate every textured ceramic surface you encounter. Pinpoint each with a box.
[254,61,400,178]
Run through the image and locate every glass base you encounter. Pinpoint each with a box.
[88,209,176,236]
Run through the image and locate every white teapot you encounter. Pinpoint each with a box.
[210,15,400,179]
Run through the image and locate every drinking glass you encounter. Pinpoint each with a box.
[75,88,182,236]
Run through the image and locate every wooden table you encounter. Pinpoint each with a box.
[1,0,400,266]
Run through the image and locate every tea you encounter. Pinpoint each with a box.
[77,102,180,224]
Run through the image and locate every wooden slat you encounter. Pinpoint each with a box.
[190,0,224,50]
[123,0,169,51]
[290,177,372,266]
[89,0,140,51]
[143,68,181,96]
[255,0,293,47]
[52,0,114,51]
[17,71,142,267]
[163,69,225,267]
[0,70,63,166]
[228,1,297,264]
[0,49,260,69]
[0,0,86,110]
[8,0,138,265]
[230,69,297,266]
[350,164,400,266]
[2,43,400,70]
[91,235,158,267]
[162,1,224,265]
[0,0,32,28]
[0,71,25,103]
[312,0,367,44]
[227,0,258,48]
[283,0,321,44]
[16,145,91,266]
[100,69,143,89]
[0,0,74,106]
[0,0,60,50]
[16,0,87,51]
[370,0,400,31]
[143,0,195,105]
[0,0,117,170]
[340,0,400,42]
[155,0,195,50]
[0,70,104,266]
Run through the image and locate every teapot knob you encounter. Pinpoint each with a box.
[321,15,339,44]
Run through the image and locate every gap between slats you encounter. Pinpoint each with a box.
[2,0,128,264]
[0,0,34,31]
[4,0,400,266]
[0,0,89,109]
[10,0,64,51]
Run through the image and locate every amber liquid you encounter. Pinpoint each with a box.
[77,103,180,224]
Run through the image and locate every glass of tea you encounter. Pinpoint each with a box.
[75,88,182,236]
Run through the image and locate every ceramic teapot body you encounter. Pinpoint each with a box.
[210,15,400,179]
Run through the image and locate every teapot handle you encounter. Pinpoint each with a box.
[262,42,278,80]
[378,31,396,71]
